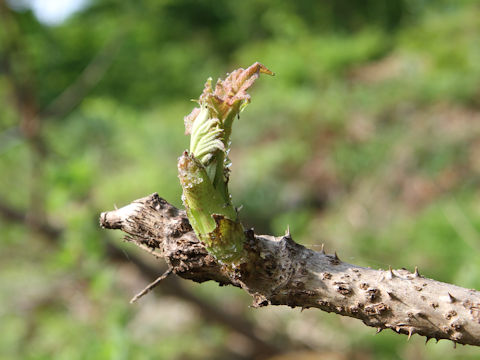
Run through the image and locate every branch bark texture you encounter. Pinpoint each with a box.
[100,193,480,347]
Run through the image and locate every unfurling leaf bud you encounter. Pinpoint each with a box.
[178,63,273,263]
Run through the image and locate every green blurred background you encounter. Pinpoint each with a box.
[1,0,480,359]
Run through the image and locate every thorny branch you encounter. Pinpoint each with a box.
[100,193,480,347]
[0,198,284,357]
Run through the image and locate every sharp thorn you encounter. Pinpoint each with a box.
[448,292,456,303]
[407,328,414,340]
[376,327,383,334]
[334,251,340,261]
[285,225,291,238]
[320,243,325,255]
[414,266,420,277]
[453,341,457,349]
[387,265,395,279]
[425,336,432,345]
[395,326,401,333]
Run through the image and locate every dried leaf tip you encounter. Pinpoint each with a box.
[257,63,275,76]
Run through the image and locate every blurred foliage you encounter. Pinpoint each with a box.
[1,0,480,359]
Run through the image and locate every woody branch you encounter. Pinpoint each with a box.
[100,193,480,347]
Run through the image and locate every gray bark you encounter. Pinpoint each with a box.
[100,193,480,347]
